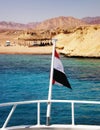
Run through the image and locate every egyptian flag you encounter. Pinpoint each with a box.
[53,50,71,89]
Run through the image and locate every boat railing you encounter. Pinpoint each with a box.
[0,100,100,129]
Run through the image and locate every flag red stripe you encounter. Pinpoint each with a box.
[55,50,59,58]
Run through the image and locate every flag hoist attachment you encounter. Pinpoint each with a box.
[46,39,71,125]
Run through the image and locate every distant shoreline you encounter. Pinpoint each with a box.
[0,45,100,59]
[64,55,100,59]
[0,45,52,55]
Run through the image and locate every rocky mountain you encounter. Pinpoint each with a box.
[82,16,100,24]
[0,16,87,30]
[34,16,86,30]
[0,16,100,30]
[0,21,39,30]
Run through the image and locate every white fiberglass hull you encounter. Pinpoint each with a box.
[3,125,100,130]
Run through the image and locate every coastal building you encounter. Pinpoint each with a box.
[5,41,10,46]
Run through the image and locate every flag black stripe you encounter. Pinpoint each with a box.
[53,69,71,89]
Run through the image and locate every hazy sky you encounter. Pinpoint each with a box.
[0,0,100,23]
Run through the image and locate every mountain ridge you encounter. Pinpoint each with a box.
[34,16,86,30]
[82,16,100,24]
[0,16,100,30]
[0,21,40,30]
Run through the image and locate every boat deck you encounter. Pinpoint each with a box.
[0,100,100,130]
[5,125,100,130]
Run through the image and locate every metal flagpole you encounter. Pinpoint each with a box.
[46,39,57,125]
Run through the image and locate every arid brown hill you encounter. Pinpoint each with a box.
[34,16,86,30]
[0,21,39,30]
[0,16,100,30]
[55,25,100,58]
[82,16,100,24]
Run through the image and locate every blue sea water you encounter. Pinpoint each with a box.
[0,54,100,127]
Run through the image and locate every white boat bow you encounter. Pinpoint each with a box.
[0,100,100,130]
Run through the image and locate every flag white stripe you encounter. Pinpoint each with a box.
[54,57,64,73]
